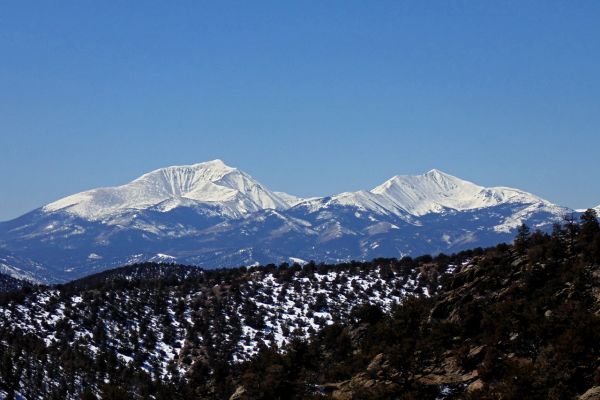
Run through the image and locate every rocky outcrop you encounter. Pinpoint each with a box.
[229,386,250,400]
[319,354,401,399]
[580,387,600,400]
[467,379,485,393]
[414,350,480,388]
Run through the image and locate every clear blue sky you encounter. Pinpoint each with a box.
[1,1,599,221]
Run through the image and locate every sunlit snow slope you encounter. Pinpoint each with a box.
[44,160,292,219]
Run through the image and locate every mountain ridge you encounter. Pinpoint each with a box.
[0,160,588,283]
[36,161,562,222]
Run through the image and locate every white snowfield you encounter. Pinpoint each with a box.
[42,160,559,221]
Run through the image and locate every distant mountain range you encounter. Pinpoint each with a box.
[0,159,591,283]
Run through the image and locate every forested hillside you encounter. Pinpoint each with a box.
[0,255,446,399]
[1,210,599,399]
[0,273,30,294]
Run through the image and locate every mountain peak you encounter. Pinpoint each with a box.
[367,170,549,217]
[425,168,446,175]
[375,169,474,194]
[43,160,289,219]
[191,159,233,170]
[423,168,467,182]
[204,158,226,165]
[141,159,236,182]
[141,159,236,180]
[370,170,484,216]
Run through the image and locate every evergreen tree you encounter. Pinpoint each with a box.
[579,208,600,262]
[580,208,600,243]
[514,223,531,254]
[563,213,580,255]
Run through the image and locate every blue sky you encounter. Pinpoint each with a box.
[1,1,599,220]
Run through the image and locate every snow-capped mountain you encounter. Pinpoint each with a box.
[371,169,550,215]
[298,169,560,221]
[44,159,292,219]
[0,160,577,283]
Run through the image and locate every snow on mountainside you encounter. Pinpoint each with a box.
[0,160,578,283]
[43,160,292,219]
[371,169,549,215]
[40,162,557,222]
[273,192,311,207]
[0,254,50,284]
[299,169,553,217]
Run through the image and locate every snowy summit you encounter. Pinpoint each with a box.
[43,160,294,219]
[42,162,552,221]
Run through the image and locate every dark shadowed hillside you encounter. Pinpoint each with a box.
[0,273,31,294]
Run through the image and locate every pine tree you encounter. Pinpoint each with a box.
[563,213,580,256]
[0,350,16,393]
[580,208,599,243]
[514,223,531,255]
[579,209,600,262]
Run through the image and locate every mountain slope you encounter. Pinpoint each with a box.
[1,217,599,399]
[0,161,577,283]
[0,272,31,293]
